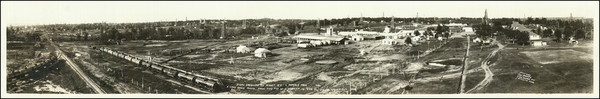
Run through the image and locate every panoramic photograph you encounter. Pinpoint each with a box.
[1,1,598,97]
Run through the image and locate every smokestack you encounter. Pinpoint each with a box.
[221,20,225,39]
[391,16,395,32]
[242,20,247,29]
[317,19,321,35]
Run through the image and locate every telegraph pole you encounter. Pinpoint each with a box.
[458,36,470,94]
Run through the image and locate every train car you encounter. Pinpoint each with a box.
[192,74,219,83]
[177,72,196,81]
[194,77,216,89]
[162,67,179,77]
[142,61,151,67]
[124,55,131,61]
[150,64,164,72]
[132,58,141,64]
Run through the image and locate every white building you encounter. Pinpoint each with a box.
[254,48,271,58]
[351,35,365,41]
[383,26,391,33]
[381,38,405,45]
[236,45,253,53]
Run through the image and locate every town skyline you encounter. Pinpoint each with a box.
[2,1,598,26]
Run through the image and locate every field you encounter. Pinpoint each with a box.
[476,48,593,93]
[521,49,592,64]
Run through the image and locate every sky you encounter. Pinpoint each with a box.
[1,1,598,26]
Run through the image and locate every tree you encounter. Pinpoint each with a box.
[405,37,412,45]
[563,29,573,40]
[554,29,563,41]
[83,32,89,40]
[516,31,530,45]
[424,30,433,36]
[414,30,421,36]
[475,24,492,37]
[542,29,552,38]
[76,33,82,41]
[574,29,585,40]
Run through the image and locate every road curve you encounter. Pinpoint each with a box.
[465,40,504,93]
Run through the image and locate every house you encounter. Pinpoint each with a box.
[351,35,365,41]
[381,38,405,45]
[473,37,482,43]
[531,40,547,46]
[297,43,314,48]
[380,33,401,39]
[383,26,392,33]
[236,45,253,53]
[254,48,271,58]
[511,21,545,47]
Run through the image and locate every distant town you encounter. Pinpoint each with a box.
[5,9,594,95]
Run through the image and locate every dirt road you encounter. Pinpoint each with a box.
[465,40,504,93]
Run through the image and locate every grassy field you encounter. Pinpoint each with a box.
[478,48,593,93]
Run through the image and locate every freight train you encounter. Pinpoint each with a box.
[94,47,228,93]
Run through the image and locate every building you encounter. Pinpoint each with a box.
[294,27,347,46]
[294,33,346,44]
[236,45,253,53]
[381,38,405,45]
[511,22,546,47]
[351,35,365,41]
[380,33,401,39]
[254,48,271,58]
[338,29,381,40]
[397,30,424,37]
[383,26,392,33]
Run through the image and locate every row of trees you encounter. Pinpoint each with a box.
[6,27,43,41]
[528,19,591,41]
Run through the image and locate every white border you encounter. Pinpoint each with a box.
[1,1,599,98]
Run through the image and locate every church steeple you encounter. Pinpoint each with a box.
[483,9,489,24]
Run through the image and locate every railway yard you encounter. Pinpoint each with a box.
[4,16,594,95]
[6,24,594,94]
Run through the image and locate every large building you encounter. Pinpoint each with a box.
[294,27,347,46]
[510,21,546,46]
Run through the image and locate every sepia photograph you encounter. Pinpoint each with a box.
[1,1,598,98]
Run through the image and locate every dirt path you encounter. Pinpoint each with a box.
[465,40,504,93]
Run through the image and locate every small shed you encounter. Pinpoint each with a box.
[254,48,271,58]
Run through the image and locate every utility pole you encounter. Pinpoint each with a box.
[458,36,470,94]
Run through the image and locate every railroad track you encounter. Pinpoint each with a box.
[45,35,107,94]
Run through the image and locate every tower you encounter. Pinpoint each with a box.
[570,13,573,20]
[483,9,489,24]
[416,12,419,23]
[360,13,364,23]
[242,20,247,29]
[391,16,395,32]
[327,26,333,36]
